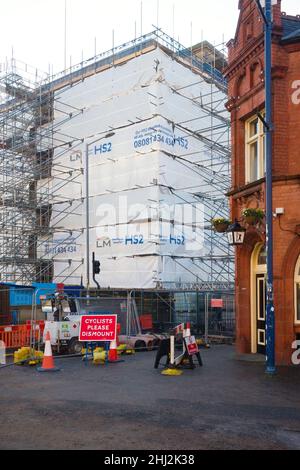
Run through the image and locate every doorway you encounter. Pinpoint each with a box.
[251,244,267,355]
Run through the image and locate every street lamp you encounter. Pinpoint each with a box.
[226,220,246,246]
[85,131,115,291]
[255,0,276,375]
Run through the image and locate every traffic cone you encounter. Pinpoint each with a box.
[108,340,119,362]
[37,331,60,372]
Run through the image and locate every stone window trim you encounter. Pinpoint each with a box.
[245,113,266,184]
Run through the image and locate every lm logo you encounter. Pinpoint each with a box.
[96,237,112,249]
[70,150,82,162]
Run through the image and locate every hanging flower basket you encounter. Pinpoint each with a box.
[242,208,265,226]
[212,218,231,233]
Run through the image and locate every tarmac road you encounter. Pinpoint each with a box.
[1,345,300,450]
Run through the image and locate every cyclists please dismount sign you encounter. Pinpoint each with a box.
[79,315,117,342]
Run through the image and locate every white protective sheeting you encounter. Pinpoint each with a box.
[42,46,229,288]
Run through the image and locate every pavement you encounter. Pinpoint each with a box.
[1,345,300,450]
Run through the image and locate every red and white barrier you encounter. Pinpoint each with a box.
[0,322,44,349]
[170,323,191,366]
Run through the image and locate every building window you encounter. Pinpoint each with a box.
[295,257,300,324]
[245,114,265,184]
[257,245,267,266]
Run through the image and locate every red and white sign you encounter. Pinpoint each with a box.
[185,336,199,356]
[211,299,224,309]
[79,315,117,342]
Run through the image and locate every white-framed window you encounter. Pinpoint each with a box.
[257,329,266,346]
[294,256,300,324]
[245,114,265,184]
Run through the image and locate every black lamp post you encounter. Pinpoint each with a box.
[255,0,276,375]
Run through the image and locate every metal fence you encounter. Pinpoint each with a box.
[0,286,235,342]
[203,293,235,341]
[129,290,235,340]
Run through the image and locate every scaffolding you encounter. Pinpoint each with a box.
[0,59,83,284]
[0,28,233,290]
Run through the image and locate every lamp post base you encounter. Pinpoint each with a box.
[265,365,276,376]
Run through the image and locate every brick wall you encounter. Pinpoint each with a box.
[225,0,300,364]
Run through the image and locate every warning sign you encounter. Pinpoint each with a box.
[185,336,199,356]
[211,299,224,308]
[79,315,117,342]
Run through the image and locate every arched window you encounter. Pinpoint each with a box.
[294,257,300,323]
[257,245,267,266]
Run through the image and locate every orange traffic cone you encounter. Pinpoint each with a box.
[37,331,60,372]
[108,340,119,362]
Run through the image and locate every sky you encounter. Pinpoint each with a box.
[0,0,299,78]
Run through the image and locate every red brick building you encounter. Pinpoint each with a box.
[224,0,300,364]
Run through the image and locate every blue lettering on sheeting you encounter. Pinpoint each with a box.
[94,142,112,155]
[133,134,188,150]
[45,245,77,255]
[169,235,185,245]
[95,234,187,249]
[125,235,144,245]
[133,124,188,151]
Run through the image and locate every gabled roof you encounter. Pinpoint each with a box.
[282,15,300,43]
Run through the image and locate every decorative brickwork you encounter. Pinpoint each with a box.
[225,0,300,364]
